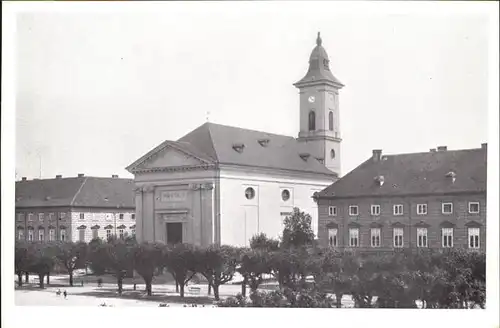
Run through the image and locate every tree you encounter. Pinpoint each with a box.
[90,238,135,295]
[250,233,280,251]
[194,245,239,301]
[55,241,88,286]
[281,208,315,249]
[26,242,57,289]
[162,243,197,298]
[238,249,271,296]
[133,242,163,296]
[15,241,30,287]
[88,238,107,275]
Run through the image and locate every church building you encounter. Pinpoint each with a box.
[126,33,344,247]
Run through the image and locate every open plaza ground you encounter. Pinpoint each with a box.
[15,271,359,308]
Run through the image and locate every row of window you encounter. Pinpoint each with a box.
[17,212,66,222]
[78,213,135,220]
[18,228,66,242]
[308,110,335,132]
[78,228,136,242]
[16,212,135,222]
[327,227,481,249]
[328,202,480,217]
[17,227,136,242]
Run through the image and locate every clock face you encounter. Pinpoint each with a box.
[308,96,316,103]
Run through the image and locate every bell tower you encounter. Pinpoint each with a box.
[294,32,343,176]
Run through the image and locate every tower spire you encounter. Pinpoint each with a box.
[316,32,322,46]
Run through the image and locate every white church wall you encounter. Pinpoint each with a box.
[219,167,334,247]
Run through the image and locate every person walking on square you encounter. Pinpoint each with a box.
[63,290,67,299]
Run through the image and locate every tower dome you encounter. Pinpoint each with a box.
[294,32,343,88]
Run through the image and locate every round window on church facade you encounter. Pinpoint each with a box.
[245,187,255,200]
[281,189,290,202]
[330,149,335,159]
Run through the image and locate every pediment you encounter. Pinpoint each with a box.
[135,145,207,170]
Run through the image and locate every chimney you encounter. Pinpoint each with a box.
[78,173,84,178]
[430,148,436,152]
[372,149,382,162]
[56,175,62,179]
[437,146,447,152]
[21,177,27,181]
[112,175,119,178]
[481,143,487,149]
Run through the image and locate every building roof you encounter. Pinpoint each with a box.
[294,32,343,88]
[15,176,135,209]
[317,146,487,199]
[127,122,337,177]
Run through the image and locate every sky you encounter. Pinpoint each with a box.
[14,3,491,180]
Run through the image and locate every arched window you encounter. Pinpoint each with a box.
[308,111,316,131]
[329,111,334,131]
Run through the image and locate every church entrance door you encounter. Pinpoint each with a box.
[166,222,183,244]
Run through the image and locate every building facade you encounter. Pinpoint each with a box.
[316,145,487,251]
[15,174,135,243]
[127,33,343,247]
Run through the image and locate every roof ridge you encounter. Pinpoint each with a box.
[206,122,296,139]
[205,123,219,162]
[70,176,88,206]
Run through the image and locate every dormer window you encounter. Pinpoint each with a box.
[374,175,385,187]
[232,143,245,153]
[445,171,456,183]
[299,153,310,161]
[315,157,324,164]
[257,139,270,147]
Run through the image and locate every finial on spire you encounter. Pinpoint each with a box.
[316,32,322,46]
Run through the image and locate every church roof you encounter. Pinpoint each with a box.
[316,146,487,199]
[127,122,337,177]
[16,176,135,209]
[294,32,343,88]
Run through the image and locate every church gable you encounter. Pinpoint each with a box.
[135,147,206,170]
[127,140,216,173]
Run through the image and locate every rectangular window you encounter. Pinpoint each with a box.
[18,229,24,240]
[59,212,66,219]
[38,229,44,241]
[17,213,24,221]
[119,229,124,239]
[328,228,338,247]
[79,229,85,242]
[417,204,427,215]
[106,229,112,240]
[417,228,428,248]
[393,228,404,248]
[60,229,66,241]
[28,230,34,241]
[468,228,480,249]
[106,214,112,221]
[370,228,381,247]
[442,203,453,214]
[349,228,359,247]
[371,205,381,216]
[80,213,85,220]
[393,205,404,216]
[92,229,99,240]
[38,213,45,221]
[468,202,480,214]
[328,206,337,216]
[131,229,136,237]
[349,206,359,216]
[131,214,136,220]
[28,213,34,221]
[442,228,453,248]
[119,214,124,220]
[48,213,54,221]
[49,229,55,241]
